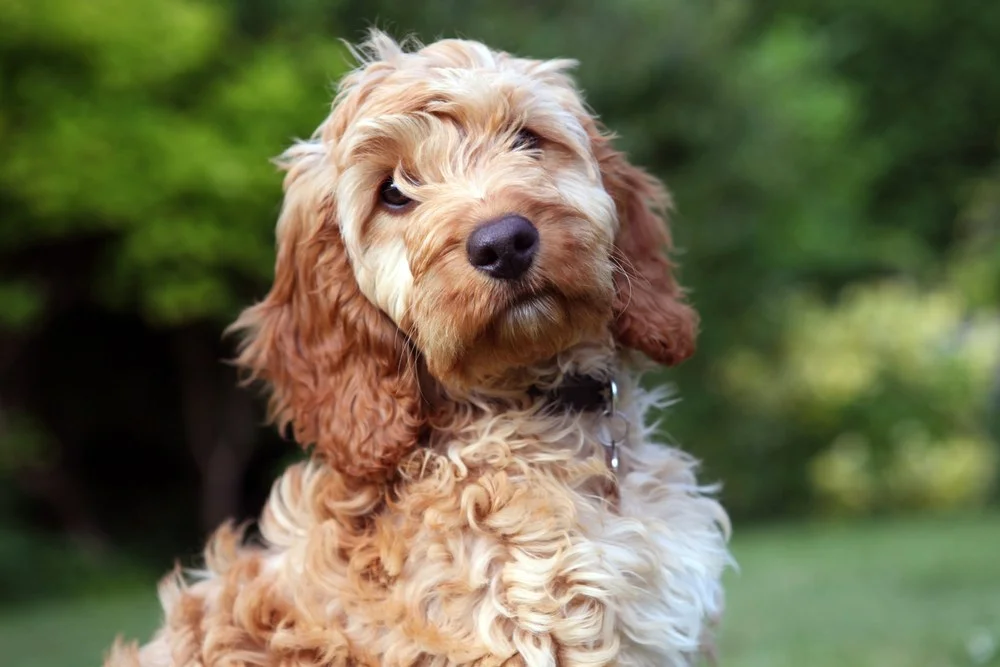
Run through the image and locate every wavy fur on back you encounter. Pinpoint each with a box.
[104,31,732,667]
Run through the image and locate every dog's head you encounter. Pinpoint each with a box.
[232,31,697,477]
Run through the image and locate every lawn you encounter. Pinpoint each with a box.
[1,513,997,667]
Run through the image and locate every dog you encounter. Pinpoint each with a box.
[105,30,731,667]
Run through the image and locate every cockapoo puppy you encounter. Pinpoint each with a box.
[106,30,732,667]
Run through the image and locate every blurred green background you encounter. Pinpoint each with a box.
[1,1,998,665]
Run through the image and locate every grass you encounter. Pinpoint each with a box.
[1,512,998,667]
[719,512,1000,667]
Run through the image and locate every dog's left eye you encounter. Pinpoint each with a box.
[379,179,413,209]
[512,129,540,153]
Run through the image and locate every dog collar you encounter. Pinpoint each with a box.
[530,373,615,413]
[530,374,624,473]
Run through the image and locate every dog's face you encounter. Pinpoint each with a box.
[334,39,618,384]
[233,32,697,477]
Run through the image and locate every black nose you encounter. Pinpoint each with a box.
[466,215,539,280]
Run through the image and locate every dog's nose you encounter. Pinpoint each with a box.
[466,215,539,280]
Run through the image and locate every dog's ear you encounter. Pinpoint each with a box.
[230,140,425,479]
[590,127,698,367]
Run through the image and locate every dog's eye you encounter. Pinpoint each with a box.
[512,129,540,153]
[379,179,412,209]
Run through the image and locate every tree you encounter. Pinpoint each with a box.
[0,0,350,539]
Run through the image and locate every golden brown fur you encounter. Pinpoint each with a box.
[105,31,730,667]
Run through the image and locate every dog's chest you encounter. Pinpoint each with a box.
[398,436,728,667]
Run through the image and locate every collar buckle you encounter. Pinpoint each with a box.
[602,379,625,473]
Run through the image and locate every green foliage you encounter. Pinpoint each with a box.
[0,409,52,476]
[0,0,350,326]
[722,280,1000,514]
[0,279,44,330]
[950,134,1000,310]
[0,525,151,605]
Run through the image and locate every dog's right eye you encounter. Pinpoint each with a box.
[379,179,413,209]
[512,129,541,153]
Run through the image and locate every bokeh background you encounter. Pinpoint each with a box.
[2,1,999,665]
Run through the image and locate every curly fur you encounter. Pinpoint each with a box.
[104,30,731,667]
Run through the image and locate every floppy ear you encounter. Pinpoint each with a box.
[591,128,699,366]
[230,140,425,479]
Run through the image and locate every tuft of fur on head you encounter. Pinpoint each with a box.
[229,29,698,478]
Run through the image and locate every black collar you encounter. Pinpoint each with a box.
[528,373,614,413]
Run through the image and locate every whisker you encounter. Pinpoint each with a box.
[610,253,635,321]
[612,246,650,290]
[389,300,433,405]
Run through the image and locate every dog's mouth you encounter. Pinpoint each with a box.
[508,292,557,318]
[505,285,556,311]
[416,263,614,387]
[492,285,563,330]
[424,285,613,388]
